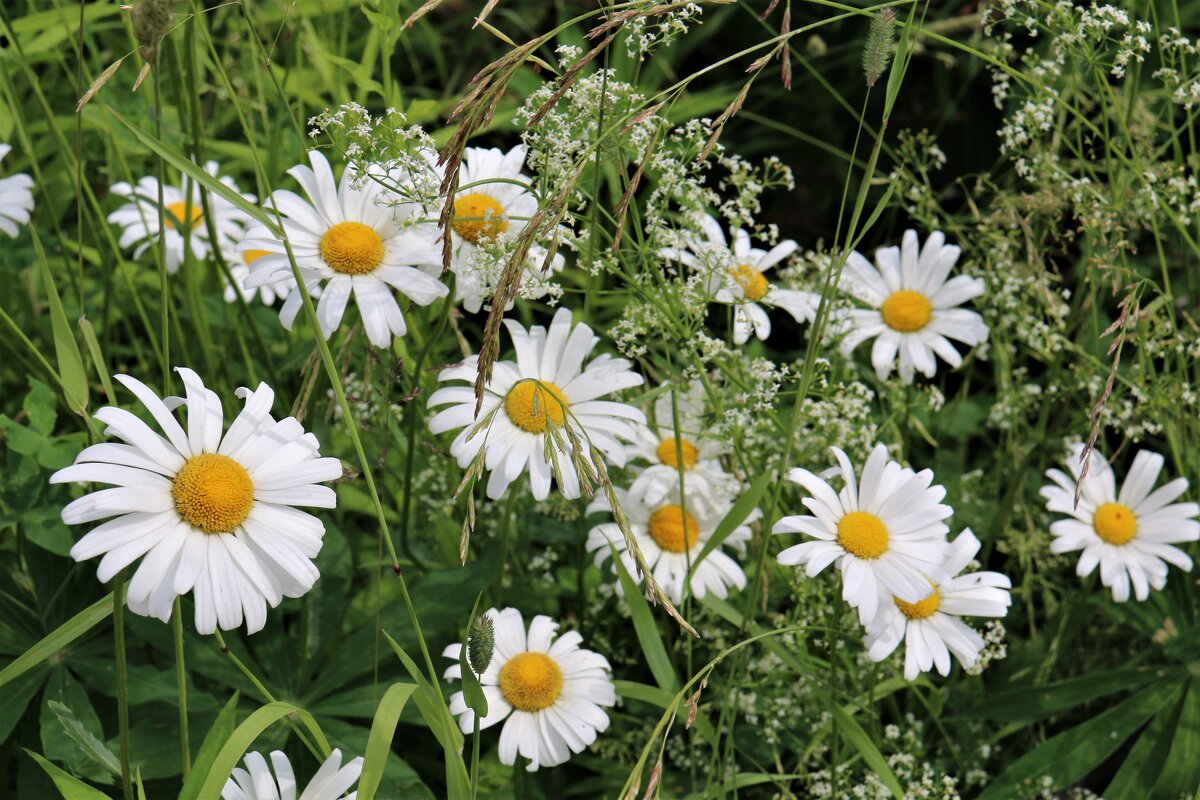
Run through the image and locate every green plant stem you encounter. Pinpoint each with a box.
[173,597,191,779]
[469,716,481,800]
[112,570,133,800]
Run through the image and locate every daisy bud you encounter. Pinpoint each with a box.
[467,613,495,676]
[863,8,897,89]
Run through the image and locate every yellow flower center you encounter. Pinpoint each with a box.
[319,221,385,275]
[499,651,563,712]
[730,263,770,302]
[504,381,567,434]
[836,511,889,559]
[648,504,699,553]
[895,587,941,620]
[172,453,254,534]
[242,249,272,265]
[655,437,699,470]
[452,193,508,244]
[165,200,203,230]
[1093,502,1137,545]
[880,290,933,332]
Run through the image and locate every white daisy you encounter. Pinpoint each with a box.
[240,150,448,348]
[586,488,756,604]
[773,444,952,625]
[837,229,988,383]
[625,381,739,517]
[221,748,362,800]
[50,367,342,634]
[659,213,819,345]
[443,607,616,772]
[426,307,645,500]
[1040,443,1199,602]
[0,144,34,238]
[223,248,300,306]
[865,529,1012,680]
[107,161,253,274]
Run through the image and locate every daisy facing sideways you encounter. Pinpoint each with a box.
[1041,442,1199,602]
[223,247,301,306]
[0,144,34,238]
[586,488,756,604]
[865,529,1012,680]
[240,149,448,348]
[51,367,342,634]
[107,161,253,273]
[427,307,645,500]
[222,748,362,800]
[773,444,952,625]
[837,229,989,383]
[659,213,819,344]
[443,607,616,771]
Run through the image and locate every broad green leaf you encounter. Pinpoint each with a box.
[958,668,1165,723]
[31,228,87,416]
[830,705,903,800]
[458,594,488,718]
[690,472,770,574]
[24,379,57,435]
[0,594,113,689]
[47,701,120,778]
[356,682,418,800]
[178,692,240,800]
[1104,683,1186,800]
[610,544,678,693]
[1152,677,1200,797]
[0,668,48,742]
[24,749,113,800]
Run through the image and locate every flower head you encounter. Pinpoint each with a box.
[0,144,34,238]
[221,748,362,800]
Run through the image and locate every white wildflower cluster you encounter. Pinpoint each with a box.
[623,2,705,59]
[964,620,1009,675]
[1153,28,1200,107]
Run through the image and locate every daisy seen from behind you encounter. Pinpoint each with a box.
[659,213,819,344]
[865,529,1012,680]
[222,748,362,800]
[240,149,448,348]
[0,144,34,238]
[586,487,756,604]
[426,307,645,500]
[773,444,952,625]
[837,229,989,383]
[223,247,301,306]
[443,607,616,771]
[51,367,343,634]
[1041,442,1199,602]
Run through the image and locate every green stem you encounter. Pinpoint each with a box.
[173,598,191,779]
[112,570,133,800]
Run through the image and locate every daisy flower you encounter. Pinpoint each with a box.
[107,161,253,273]
[240,150,448,349]
[865,529,1012,680]
[223,248,300,306]
[51,367,342,634]
[773,444,952,625]
[1040,443,1199,602]
[659,213,819,345]
[586,488,756,604]
[222,748,362,800]
[625,381,739,517]
[0,144,34,238]
[443,607,616,771]
[837,229,988,383]
[426,307,645,500]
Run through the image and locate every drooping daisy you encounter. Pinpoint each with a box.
[240,150,448,348]
[223,248,300,306]
[865,529,1012,680]
[1040,443,1199,602]
[427,307,645,500]
[51,367,342,634]
[107,161,253,273]
[773,444,952,625]
[625,381,739,517]
[837,229,988,383]
[443,607,616,771]
[659,213,819,345]
[222,748,362,800]
[0,144,34,238]
[586,488,756,604]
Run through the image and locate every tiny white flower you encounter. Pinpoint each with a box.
[222,748,362,800]
[0,144,34,238]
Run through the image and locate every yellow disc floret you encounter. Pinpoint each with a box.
[836,511,889,559]
[453,193,508,244]
[648,504,699,553]
[242,249,273,265]
[165,200,203,230]
[655,437,699,470]
[499,651,563,712]
[172,453,254,534]
[895,587,941,620]
[319,221,385,275]
[1093,502,1137,545]
[504,381,567,434]
[730,263,770,302]
[881,290,933,332]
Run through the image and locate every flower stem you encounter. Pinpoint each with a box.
[112,569,133,800]
[173,597,191,778]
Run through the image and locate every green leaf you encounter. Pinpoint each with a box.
[0,594,113,689]
[1104,683,1186,800]
[830,705,903,800]
[1152,677,1200,797]
[689,471,770,574]
[958,668,1164,723]
[77,318,116,406]
[178,692,240,800]
[24,750,113,800]
[31,229,87,416]
[24,379,57,435]
[47,701,120,778]
[458,594,488,718]
[610,543,678,693]
[0,667,48,743]
[356,683,418,800]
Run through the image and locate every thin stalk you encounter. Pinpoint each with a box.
[173,598,191,778]
[112,570,133,800]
